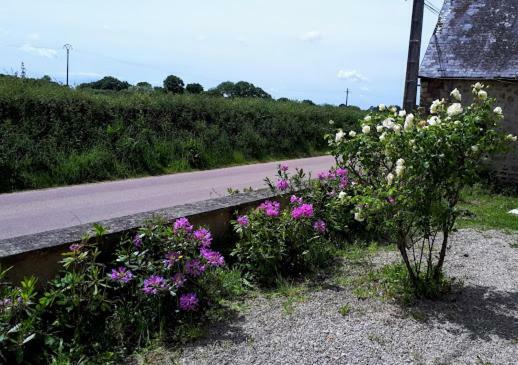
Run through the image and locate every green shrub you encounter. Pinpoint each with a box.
[0,76,363,192]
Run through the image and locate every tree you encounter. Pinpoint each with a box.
[277,97,291,102]
[302,99,315,106]
[163,75,185,94]
[77,76,131,91]
[208,81,271,99]
[186,83,204,94]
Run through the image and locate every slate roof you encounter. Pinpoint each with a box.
[420,0,518,79]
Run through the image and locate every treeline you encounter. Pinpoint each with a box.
[0,76,364,192]
[77,74,273,100]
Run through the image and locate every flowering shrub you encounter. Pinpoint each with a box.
[327,84,515,295]
[232,165,337,285]
[0,218,227,363]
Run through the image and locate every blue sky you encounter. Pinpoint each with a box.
[0,0,441,108]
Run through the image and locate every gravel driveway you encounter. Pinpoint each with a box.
[178,229,518,365]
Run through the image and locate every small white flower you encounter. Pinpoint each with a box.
[379,104,386,111]
[389,106,397,113]
[473,82,484,90]
[398,110,407,117]
[335,130,345,142]
[494,106,503,115]
[382,118,395,129]
[478,90,488,100]
[362,125,371,134]
[450,88,462,101]
[506,134,518,142]
[396,158,405,166]
[349,131,357,137]
[338,191,347,200]
[364,115,372,122]
[404,114,414,130]
[386,173,395,185]
[427,116,441,126]
[430,99,443,114]
[471,145,479,152]
[329,120,335,125]
[393,124,402,134]
[376,125,383,133]
[379,132,387,141]
[395,165,405,177]
[354,211,365,222]
[447,103,463,117]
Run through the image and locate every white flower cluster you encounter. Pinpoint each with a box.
[395,158,405,177]
[472,82,487,100]
[430,98,445,114]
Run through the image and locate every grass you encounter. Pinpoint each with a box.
[456,186,518,232]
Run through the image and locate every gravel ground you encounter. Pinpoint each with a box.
[179,229,518,365]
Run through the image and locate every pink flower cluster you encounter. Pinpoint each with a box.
[179,292,199,311]
[318,167,349,189]
[110,267,134,283]
[258,200,281,217]
[200,248,225,267]
[193,228,212,248]
[237,215,249,226]
[290,195,303,205]
[291,203,314,220]
[174,217,193,233]
[312,219,327,233]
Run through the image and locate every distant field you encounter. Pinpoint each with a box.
[0,77,364,193]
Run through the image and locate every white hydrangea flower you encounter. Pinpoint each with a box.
[329,120,335,125]
[478,90,488,100]
[335,130,345,142]
[379,132,387,141]
[349,131,357,137]
[398,110,407,117]
[379,104,386,111]
[404,113,414,130]
[395,165,405,177]
[338,191,347,200]
[471,145,479,152]
[396,158,405,166]
[364,115,372,122]
[386,173,394,185]
[494,106,503,115]
[362,125,371,134]
[450,88,462,101]
[376,125,383,133]
[393,124,402,134]
[506,134,518,142]
[389,106,397,113]
[447,103,463,117]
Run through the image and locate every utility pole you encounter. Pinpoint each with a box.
[403,0,425,111]
[345,88,350,107]
[63,44,72,86]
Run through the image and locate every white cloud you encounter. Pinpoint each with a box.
[71,72,102,78]
[300,30,322,42]
[337,69,367,82]
[27,33,40,40]
[19,44,57,58]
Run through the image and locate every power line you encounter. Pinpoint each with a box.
[63,44,72,86]
[424,0,440,15]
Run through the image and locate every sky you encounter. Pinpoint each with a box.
[0,0,442,108]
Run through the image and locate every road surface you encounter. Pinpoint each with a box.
[0,156,335,240]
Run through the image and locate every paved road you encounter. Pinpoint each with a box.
[0,156,335,240]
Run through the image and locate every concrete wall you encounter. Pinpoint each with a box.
[420,78,518,184]
[0,189,280,284]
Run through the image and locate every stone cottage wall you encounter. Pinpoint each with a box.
[420,78,518,184]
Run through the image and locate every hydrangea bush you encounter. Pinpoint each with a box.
[327,84,515,295]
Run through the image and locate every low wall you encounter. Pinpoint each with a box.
[0,189,277,284]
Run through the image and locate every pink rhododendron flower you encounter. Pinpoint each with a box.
[276,179,289,191]
[291,203,314,219]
